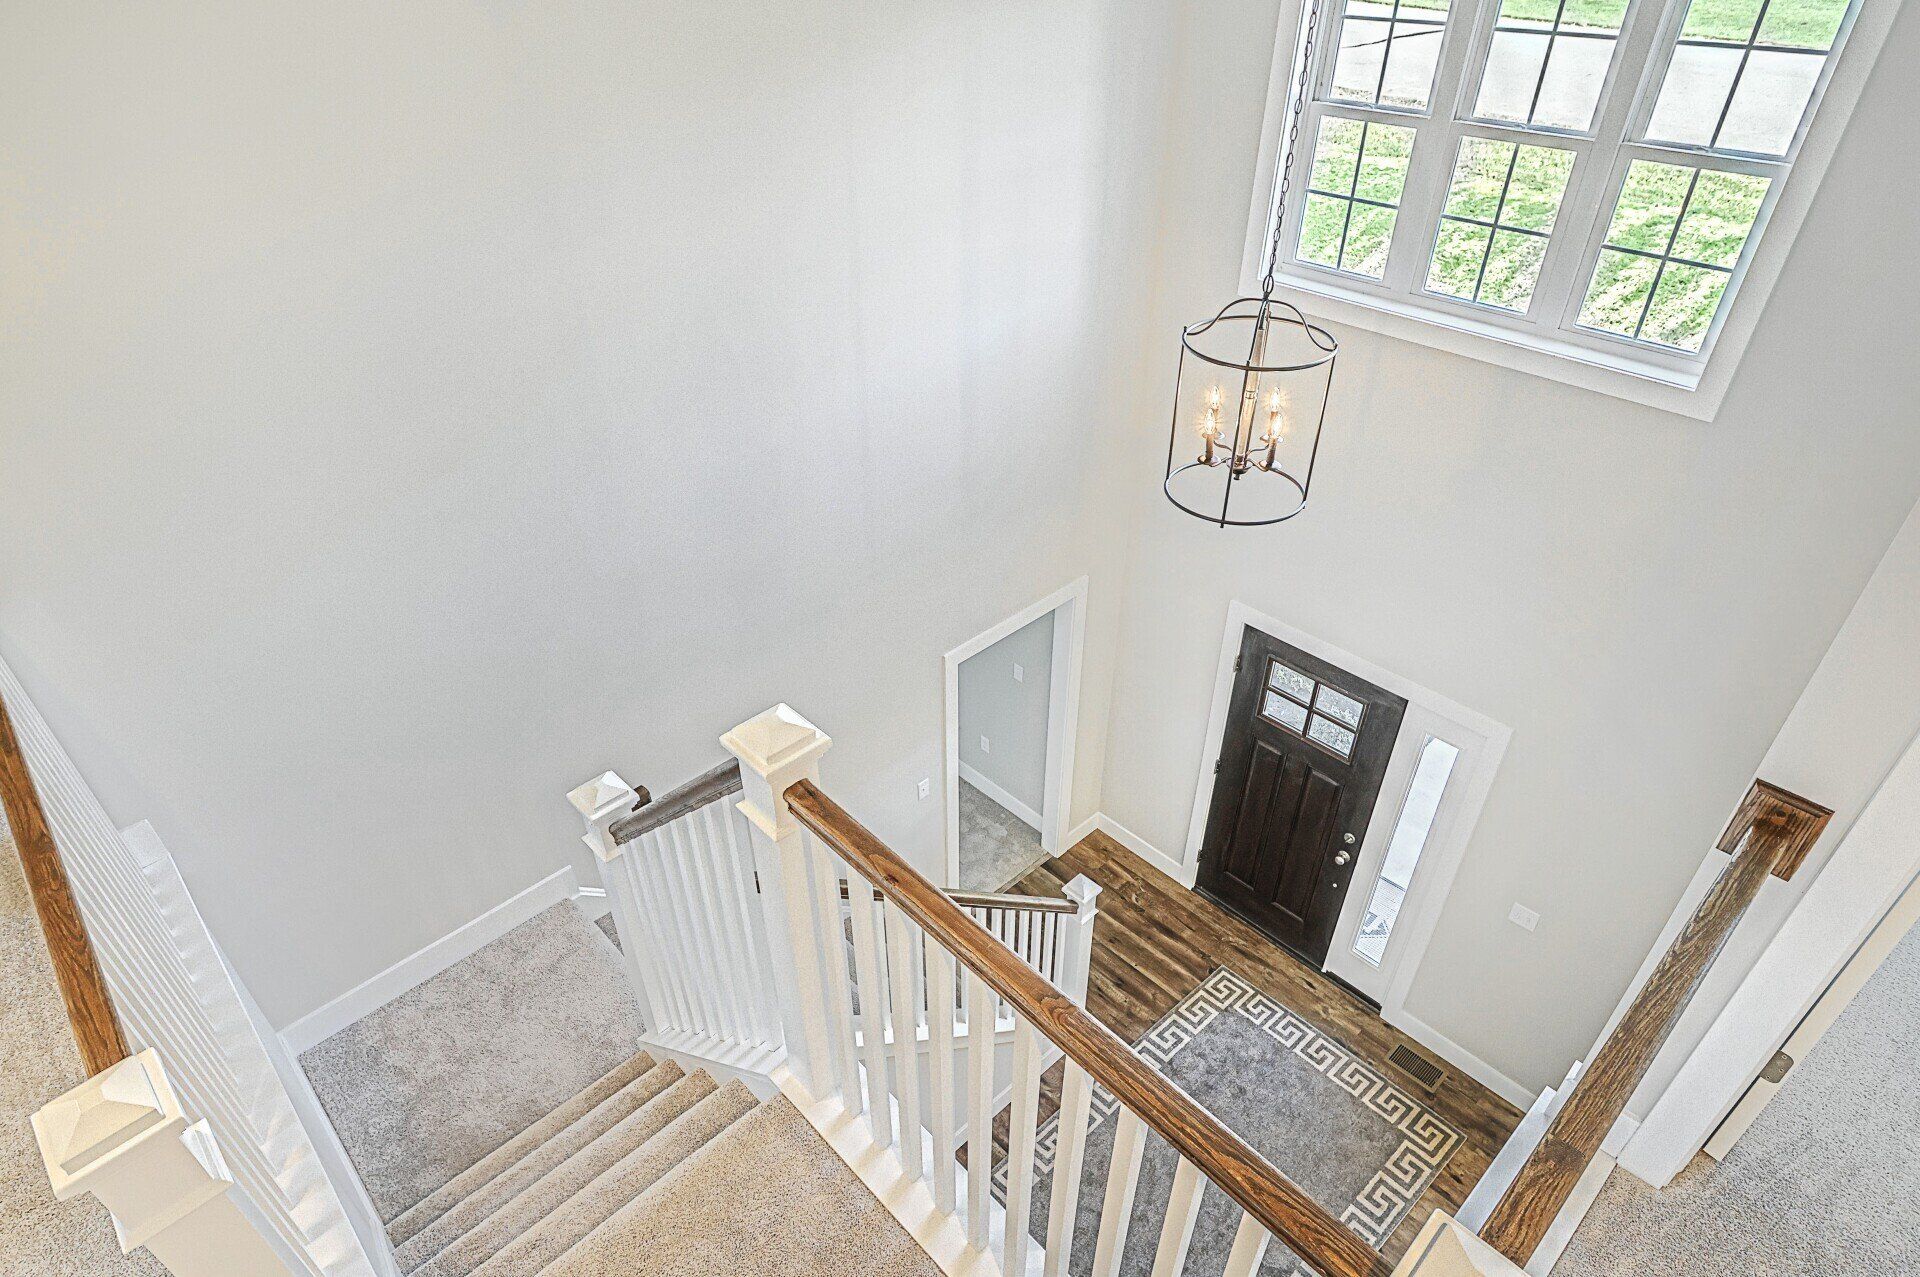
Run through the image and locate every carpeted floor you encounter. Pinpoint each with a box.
[1000,967,1462,1275]
[959,780,1048,891]
[1556,911,1920,1275]
[299,899,645,1220]
[0,817,167,1277]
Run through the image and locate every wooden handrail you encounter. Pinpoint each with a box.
[787,778,1392,1277]
[840,880,1083,915]
[609,759,739,845]
[0,692,129,1075]
[1479,779,1831,1264]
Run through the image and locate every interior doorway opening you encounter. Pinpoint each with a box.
[943,579,1086,891]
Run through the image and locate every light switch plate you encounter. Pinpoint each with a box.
[979,735,990,754]
[1508,903,1540,932]
[1013,663,1025,683]
[917,778,931,800]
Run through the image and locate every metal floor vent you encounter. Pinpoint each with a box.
[1388,1043,1447,1093]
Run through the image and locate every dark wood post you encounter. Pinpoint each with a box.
[1478,780,1831,1264]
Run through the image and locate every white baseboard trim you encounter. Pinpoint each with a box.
[1389,1009,1537,1111]
[1067,812,1194,887]
[957,762,1046,835]
[280,866,581,1057]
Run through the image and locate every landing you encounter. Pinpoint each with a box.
[299,899,642,1219]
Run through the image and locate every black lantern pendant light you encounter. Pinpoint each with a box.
[1164,0,1337,528]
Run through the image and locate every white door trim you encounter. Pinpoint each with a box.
[1179,600,1511,1025]
[943,578,1089,886]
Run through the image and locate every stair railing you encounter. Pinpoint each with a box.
[1,660,386,1277]
[572,753,1100,1095]
[722,703,1395,1277]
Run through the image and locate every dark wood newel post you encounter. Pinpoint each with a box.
[1478,779,1832,1265]
[0,692,130,1075]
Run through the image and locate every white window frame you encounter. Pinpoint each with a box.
[1242,0,1905,419]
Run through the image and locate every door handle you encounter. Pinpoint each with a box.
[1333,850,1350,866]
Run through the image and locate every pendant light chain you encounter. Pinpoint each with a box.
[1261,0,1328,297]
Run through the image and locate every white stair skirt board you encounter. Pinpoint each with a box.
[280,866,586,1056]
[774,1060,1042,1277]
[960,763,1046,836]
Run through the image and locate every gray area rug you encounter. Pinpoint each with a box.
[300,900,645,1220]
[959,779,1047,891]
[999,967,1462,1275]
[1557,911,1920,1275]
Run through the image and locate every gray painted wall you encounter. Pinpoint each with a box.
[959,611,1055,822]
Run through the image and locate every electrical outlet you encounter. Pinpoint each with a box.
[979,735,990,754]
[1013,663,1025,683]
[1508,903,1540,932]
[917,778,931,800]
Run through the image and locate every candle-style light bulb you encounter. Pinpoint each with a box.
[1260,386,1286,468]
[1197,385,1225,465]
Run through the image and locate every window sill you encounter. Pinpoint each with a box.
[1252,268,1728,421]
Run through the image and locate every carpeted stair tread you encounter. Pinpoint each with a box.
[385,1050,656,1248]
[395,1057,686,1270]
[408,1070,719,1277]
[539,1095,944,1277]
[468,1079,759,1277]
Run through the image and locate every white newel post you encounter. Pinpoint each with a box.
[722,704,835,1099]
[1060,874,1102,1008]
[568,772,660,1033]
[32,1050,299,1277]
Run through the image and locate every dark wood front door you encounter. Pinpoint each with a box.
[1197,627,1407,967]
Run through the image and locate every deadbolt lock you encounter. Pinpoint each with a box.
[1342,832,1356,845]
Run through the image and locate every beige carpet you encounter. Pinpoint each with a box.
[1557,913,1920,1274]
[0,817,166,1277]
[959,779,1048,891]
[299,900,646,1220]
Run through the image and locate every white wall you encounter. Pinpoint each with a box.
[1095,0,1920,1095]
[959,611,1054,821]
[0,0,1176,1026]
[1603,488,1920,1132]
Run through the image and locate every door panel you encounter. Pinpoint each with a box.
[1198,627,1408,966]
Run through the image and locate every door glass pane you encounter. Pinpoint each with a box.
[1307,714,1358,758]
[1354,736,1460,967]
[1315,684,1367,728]
[1266,659,1316,703]
[1262,691,1310,733]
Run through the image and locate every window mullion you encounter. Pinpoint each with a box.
[1544,0,1675,333]
[1381,0,1482,294]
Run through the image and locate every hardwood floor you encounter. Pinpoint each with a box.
[1000,830,1524,1267]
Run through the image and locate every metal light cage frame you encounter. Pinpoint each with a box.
[1163,295,1337,527]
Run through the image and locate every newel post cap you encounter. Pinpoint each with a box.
[1062,874,1103,912]
[569,771,638,821]
[1392,1212,1527,1276]
[723,705,831,839]
[32,1049,184,1198]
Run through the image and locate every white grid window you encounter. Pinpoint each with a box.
[1259,0,1871,398]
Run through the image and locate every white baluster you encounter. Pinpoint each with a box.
[632,832,697,1033]
[569,773,660,1033]
[1148,1157,1207,1277]
[724,705,836,1097]
[964,970,996,1254]
[925,944,959,1214]
[1002,1018,1043,1276]
[884,903,928,1182]
[33,1051,297,1276]
[804,832,862,1109]
[1043,1059,1095,1277]
[718,802,783,1046]
[1222,1212,1274,1277]
[1088,1107,1148,1277]
[672,815,753,1043]
[1060,877,1102,1007]
[848,880,895,1147]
